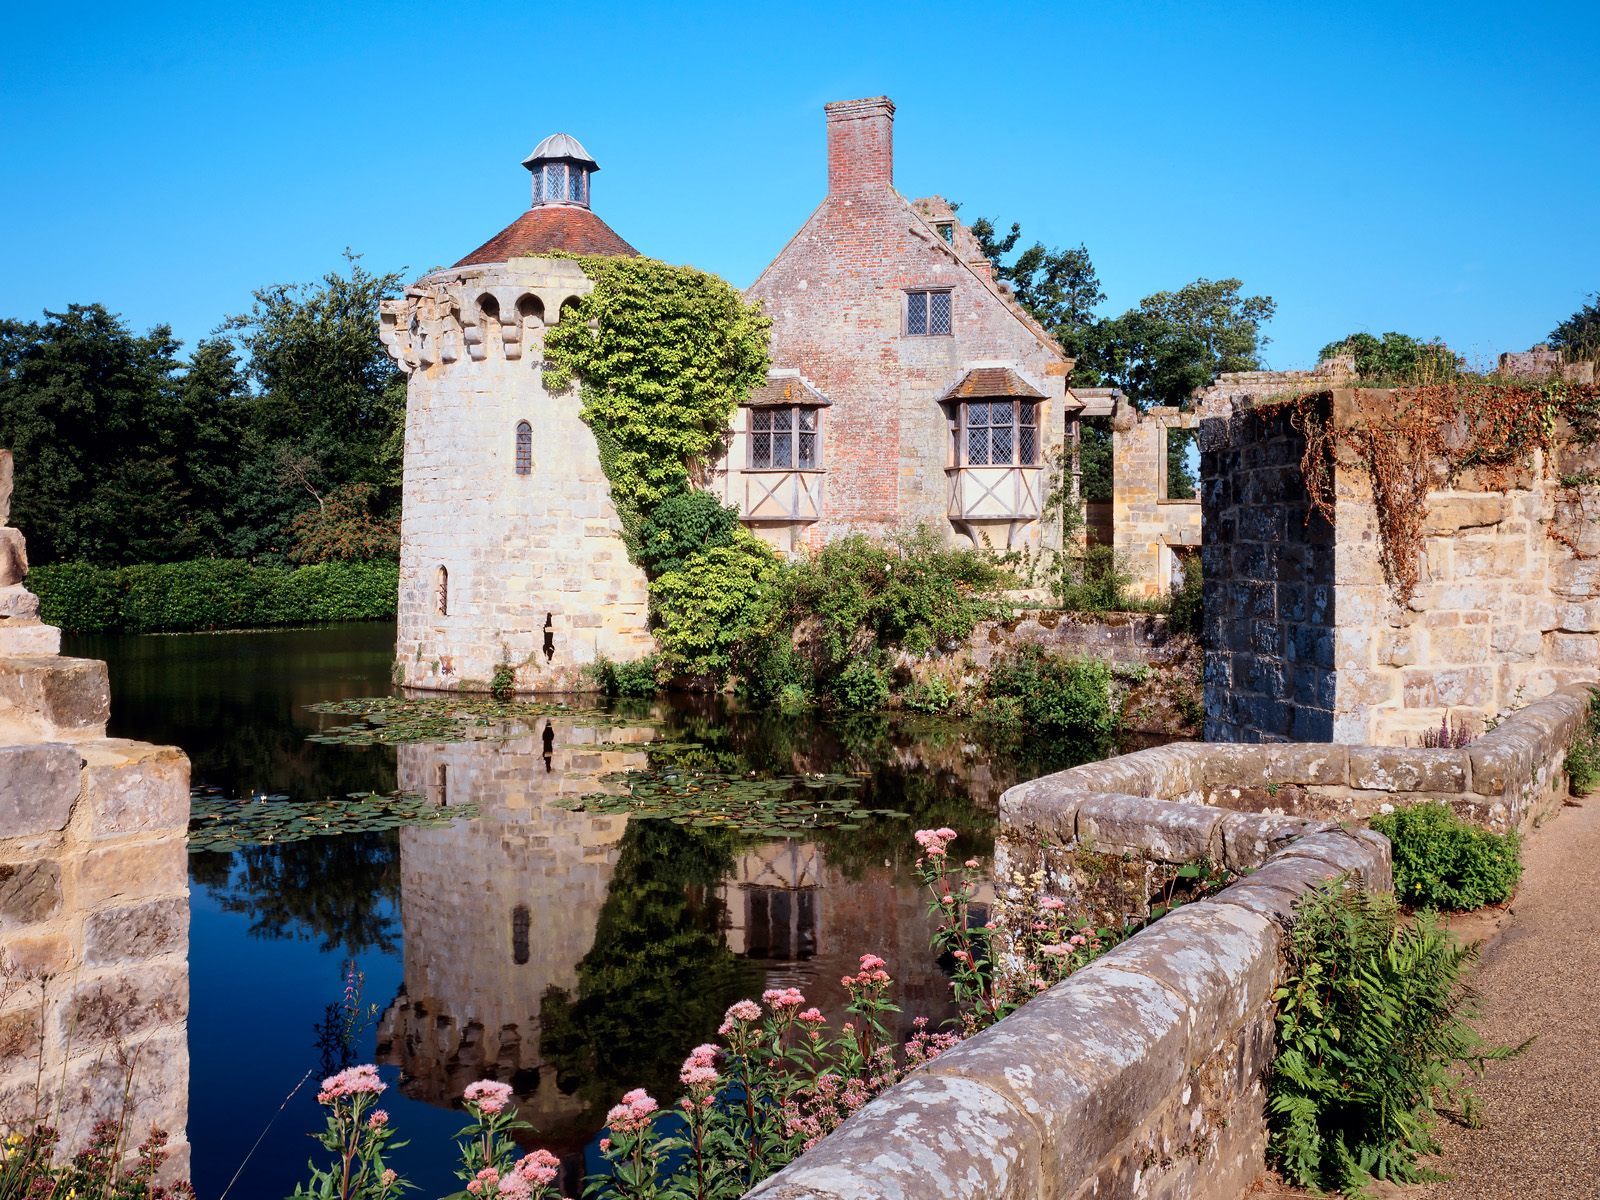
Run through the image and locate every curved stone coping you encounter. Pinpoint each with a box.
[745,813,1388,1200]
[1003,681,1596,807]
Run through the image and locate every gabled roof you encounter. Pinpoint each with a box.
[745,368,832,408]
[939,365,1046,402]
[454,206,638,267]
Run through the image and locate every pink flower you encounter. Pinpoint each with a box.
[858,954,887,971]
[913,828,958,858]
[464,1079,515,1114]
[1040,943,1071,957]
[475,1168,500,1183]
[499,1176,532,1200]
[466,1184,482,1196]
[367,1109,389,1129]
[797,1007,825,1025]
[381,1169,397,1189]
[1039,896,1067,912]
[964,857,980,869]
[1070,933,1088,946]
[940,894,955,905]
[606,1088,659,1133]
[762,986,806,1011]
[599,1138,612,1153]
[514,1149,560,1187]
[725,999,761,1024]
[317,1064,386,1104]
[680,1064,718,1087]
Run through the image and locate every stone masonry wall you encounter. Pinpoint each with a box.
[742,687,1588,1198]
[1111,400,1201,599]
[964,610,1187,670]
[1201,377,1600,745]
[745,766,1390,1199]
[381,257,654,695]
[0,462,190,1175]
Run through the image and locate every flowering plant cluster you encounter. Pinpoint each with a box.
[290,1064,407,1200]
[0,1120,193,1200]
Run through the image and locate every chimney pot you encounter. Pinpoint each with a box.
[825,96,895,195]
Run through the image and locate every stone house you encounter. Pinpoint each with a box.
[714,97,1080,555]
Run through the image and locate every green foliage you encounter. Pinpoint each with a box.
[1167,555,1203,637]
[490,663,516,698]
[1564,688,1600,795]
[1319,331,1460,383]
[1079,417,1113,503]
[587,654,663,698]
[287,482,399,564]
[833,657,892,711]
[980,646,1117,742]
[1549,291,1600,364]
[1269,884,1520,1196]
[649,538,780,679]
[29,558,397,633]
[543,255,770,523]
[1052,544,1137,613]
[901,674,956,714]
[741,527,1011,706]
[632,488,743,577]
[1370,804,1522,911]
[966,215,1106,370]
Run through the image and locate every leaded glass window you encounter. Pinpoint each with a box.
[568,167,585,203]
[750,407,822,470]
[542,163,565,203]
[905,289,953,336]
[962,401,1040,466]
[515,421,533,475]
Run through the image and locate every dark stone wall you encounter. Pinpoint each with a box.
[1200,397,1335,742]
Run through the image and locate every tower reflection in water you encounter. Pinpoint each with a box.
[378,716,973,1188]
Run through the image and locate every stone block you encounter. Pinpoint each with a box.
[1347,747,1469,793]
[996,780,1079,842]
[1274,830,1390,888]
[1075,794,1223,863]
[0,623,61,655]
[60,963,187,1043]
[0,657,109,736]
[74,839,187,907]
[744,1072,1043,1199]
[0,450,10,525]
[1467,733,1536,797]
[0,528,25,587]
[81,740,190,837]
[0,860,62,926]
[0,585,39,620]
[1198,744,1274,789]
[1269,743,1348,786]
[83,897,188,965]
[1219,812,1336,871]
[0,743,81,837]
[1213,852,1349,920]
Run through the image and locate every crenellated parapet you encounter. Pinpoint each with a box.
[379,257,593,373]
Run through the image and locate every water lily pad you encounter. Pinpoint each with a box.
[303,695,619,746]
[188,788,479,853]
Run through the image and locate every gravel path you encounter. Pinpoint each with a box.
[1415,796,1600,1199]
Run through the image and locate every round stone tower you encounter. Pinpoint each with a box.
[379,135,654,693]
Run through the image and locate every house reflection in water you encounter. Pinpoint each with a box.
[378,717,982,1177]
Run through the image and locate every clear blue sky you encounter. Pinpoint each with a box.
[2,0,1595,370]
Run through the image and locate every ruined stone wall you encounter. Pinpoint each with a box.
[746,762,1390,1200]
[380,258,653,695]
[1111,402,1201,599]
[964,610,1187,670]
[1201,379,1600,745]
[0,463,190,1174]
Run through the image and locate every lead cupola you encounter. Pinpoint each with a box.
[523,133,599,208]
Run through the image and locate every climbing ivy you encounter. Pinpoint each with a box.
[542,255,771,528]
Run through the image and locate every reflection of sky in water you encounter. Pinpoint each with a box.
[72,624,1100,1198]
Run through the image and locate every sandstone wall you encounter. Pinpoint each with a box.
[1110,402,1201,599]
[381,258,654,694]
[0,480,190,1174]
[1201,380,1600,744]
[745,765,1390,1200]
[965,610,1187,670]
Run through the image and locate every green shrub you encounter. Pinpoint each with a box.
[901,674,956,714]
[833,657,891,711]
[29,558,398,633]
[1269,883,1519,1196]
[1167,556,1203,637]
[1564,687,1600,795]
[1053,544,1138,613]
[981,646,1117,740]
[650,538,780,680]
[739,527,1011,706]
[490,664,516,698]
[588,654,662,698]
[1370,803,1522,910]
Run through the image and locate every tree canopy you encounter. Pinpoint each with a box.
[1550,293,1600,363]
[1318,331,1459,382]
[0,255,404,567]
[966,214,1275,409]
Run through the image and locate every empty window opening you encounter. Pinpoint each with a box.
[435,763,448,807]
[961,400,1039,467]
[512,905,530,965]
[542,614,555,663]
[1164,427,1200,500]
[906,289,952,336]
[435,566,448,616]
[749,407,820,470]
[936,222,954,244]
[515,420,533,475]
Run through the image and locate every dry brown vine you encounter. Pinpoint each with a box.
[1282,378,1600,606]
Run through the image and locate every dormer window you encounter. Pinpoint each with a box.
[906,289,952,336]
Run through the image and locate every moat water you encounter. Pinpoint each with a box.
[68,623,1111,1198]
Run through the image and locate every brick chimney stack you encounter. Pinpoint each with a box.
[825,96,895,194]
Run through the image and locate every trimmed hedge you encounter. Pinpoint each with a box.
[29,559,398,634]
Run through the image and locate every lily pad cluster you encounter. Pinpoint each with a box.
[304,695,613,746]
[560,767,905,837]
[189,786,478,852]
